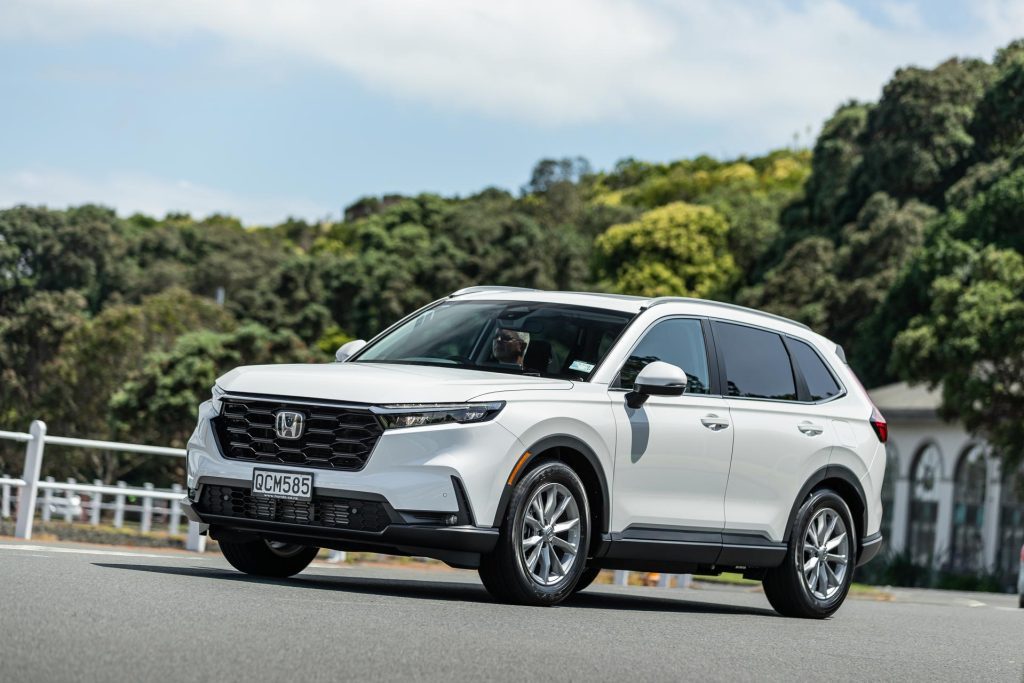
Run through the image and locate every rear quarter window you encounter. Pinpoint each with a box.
[788,338,842,401]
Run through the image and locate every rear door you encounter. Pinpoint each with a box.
[712,321,837,542]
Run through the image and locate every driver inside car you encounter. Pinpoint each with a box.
[491,328,530,367]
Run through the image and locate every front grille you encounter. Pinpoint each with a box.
[197,485,391,533]
[212,397,383,471]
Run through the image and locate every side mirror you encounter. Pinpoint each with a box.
[625,361,687,409]
[335,339,367,362]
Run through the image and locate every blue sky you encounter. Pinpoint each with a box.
[0,0,1021,225]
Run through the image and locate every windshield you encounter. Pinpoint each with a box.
[353,300,634,381]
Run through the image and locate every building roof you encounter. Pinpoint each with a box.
[869,381,942,417]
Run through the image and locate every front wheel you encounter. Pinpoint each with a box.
[220,538,319,578]
[762,489,855,619]
[572,565,602,594]
[479,461,590,606]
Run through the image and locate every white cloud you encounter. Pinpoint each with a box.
[1,0,1021,132]
[880,1,925,30]
[0,169,332,226]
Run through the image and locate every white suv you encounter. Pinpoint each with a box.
[182,287,886,618]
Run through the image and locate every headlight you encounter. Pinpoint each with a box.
[371,402,505,429]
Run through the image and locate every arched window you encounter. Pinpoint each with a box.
[879,442,900,549]
[949,444,987,572]
[907,443,943,567]
[997,467,1024,589]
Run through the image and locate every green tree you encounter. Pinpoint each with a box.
[0,204,128,315]
[737,237,837,330]
[828,194,935,344]
[971,40,1024,160]
[595,202,736,298]
[848,58,995,212]
[892,246,1024,470]
[110,324,318,461]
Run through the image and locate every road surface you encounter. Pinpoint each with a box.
[1,540,1021,682]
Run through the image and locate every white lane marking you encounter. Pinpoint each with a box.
[957,599,987,608]
[0,543,206,560]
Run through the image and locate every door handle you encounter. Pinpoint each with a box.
[798,422,824,436]
[700,414,730,431]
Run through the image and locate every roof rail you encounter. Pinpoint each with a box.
[642,297,811,330]
[448,286,539,297]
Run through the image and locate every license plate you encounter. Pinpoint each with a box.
[252,469,313,501]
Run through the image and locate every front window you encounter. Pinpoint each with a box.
[353,300,634,381]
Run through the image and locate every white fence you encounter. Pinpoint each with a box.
[0,420,205,551]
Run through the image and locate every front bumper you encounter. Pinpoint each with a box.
[187,397,525,528]
[180,483,498,568]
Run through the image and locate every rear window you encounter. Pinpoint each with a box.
[712,321,797,401]
[789,339,842,401]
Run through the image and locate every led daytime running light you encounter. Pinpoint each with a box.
[373,402,505,429]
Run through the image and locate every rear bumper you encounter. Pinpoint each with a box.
[857,532,883,566]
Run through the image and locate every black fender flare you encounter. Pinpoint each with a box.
[784,464,868,546]
[490,435,611,536]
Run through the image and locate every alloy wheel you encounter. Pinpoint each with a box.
[519,482,581,586]
[802,507,849,600]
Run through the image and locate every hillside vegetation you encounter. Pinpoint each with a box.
[2,40,1023,484]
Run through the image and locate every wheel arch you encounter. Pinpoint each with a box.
[491,435,610,554]
[785,465,867,554]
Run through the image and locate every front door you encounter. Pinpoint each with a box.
[609,317,733,534]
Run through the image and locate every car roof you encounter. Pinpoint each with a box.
[447,286,813,334]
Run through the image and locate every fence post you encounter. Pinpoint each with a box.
[169,484,183,536]
[90,479,103,526]
[64,478,76,522]
[186,521,207,553]
[2,474,9,519]
[14,420,46,539]
[41,476,54,522]
[614,570,630,586]
[141,483,154,533]
[113,481,126,528]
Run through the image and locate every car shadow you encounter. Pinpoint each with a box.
[92,562,777,617]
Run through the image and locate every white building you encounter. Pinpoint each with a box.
[870,382,1024,586]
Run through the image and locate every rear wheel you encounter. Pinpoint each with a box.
[220,538,319,578]
[479,461,590,606]
[762,489,855,619]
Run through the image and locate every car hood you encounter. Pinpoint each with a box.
[217,362,574,404]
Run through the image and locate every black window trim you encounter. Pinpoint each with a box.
[608,314,722,398]
[708,317,848,406]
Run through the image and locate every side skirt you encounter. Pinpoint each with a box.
[592,526,787,574]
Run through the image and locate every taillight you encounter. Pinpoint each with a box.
[870,407,887,443]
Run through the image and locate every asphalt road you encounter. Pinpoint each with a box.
[1,540,1021,682]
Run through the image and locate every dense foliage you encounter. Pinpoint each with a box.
[1,40,1023,484]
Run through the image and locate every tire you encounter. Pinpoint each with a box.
[762,489,856,619]
[478,461,591,606]
[220,538,319,578]
[572,565,602,594]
